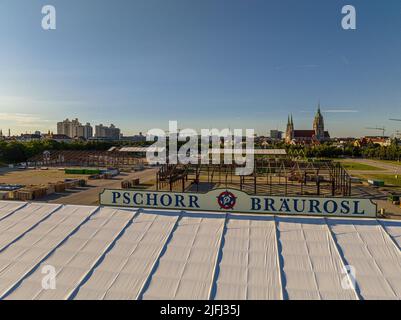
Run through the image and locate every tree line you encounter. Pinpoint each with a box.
[282,140,401,160]
[0,140,152,164]
[0,139,400,165]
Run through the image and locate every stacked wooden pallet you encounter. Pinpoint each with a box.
[2,178,87,202]
[14,185,48,201]
[121,179,140,189]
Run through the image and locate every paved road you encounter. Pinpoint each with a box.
[47,169,157,206]
[343,158,401,175]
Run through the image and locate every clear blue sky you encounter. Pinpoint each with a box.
[1,0,401,137]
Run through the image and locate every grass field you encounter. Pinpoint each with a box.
[358,174,401,187]
[340,162,383,171]
[375,160,401,167]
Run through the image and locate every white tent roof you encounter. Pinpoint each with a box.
[0,201,400,300]
[118,147,165,153]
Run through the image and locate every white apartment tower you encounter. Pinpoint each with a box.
[57,118,93,139]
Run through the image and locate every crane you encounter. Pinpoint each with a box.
[365,126,386,137]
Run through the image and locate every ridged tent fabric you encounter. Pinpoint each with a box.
[0,200,400,300]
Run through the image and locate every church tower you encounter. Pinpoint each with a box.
[286,114,294,143]
[313,103,325,140]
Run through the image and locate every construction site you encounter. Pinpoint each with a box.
[27,149,145,169]
[153,158,352,197]
[1,148,401,219]
[0,149,151,204]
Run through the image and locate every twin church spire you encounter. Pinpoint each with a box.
[286,103,327,143]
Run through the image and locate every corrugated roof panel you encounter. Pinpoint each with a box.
[327,218,401,300]
[0,201,26,221]
[4,206,134,300]
[0,203,62,252]
[142,212,226,300]
[74,210,180,300]
[214,214,282,300]
[0,201,400,300]
[378,219,401,249]
[276,217,357,300]
[0,205,97,298]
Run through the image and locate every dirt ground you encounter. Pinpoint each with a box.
[46,168,157,206]
[1,166,400,220]
[0,168,91,185]
[0,167,158,206]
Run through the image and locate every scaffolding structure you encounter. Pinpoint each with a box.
[28,150,144,168]
[156,159,352,197]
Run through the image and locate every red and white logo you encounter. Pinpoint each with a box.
[217,191,237,210]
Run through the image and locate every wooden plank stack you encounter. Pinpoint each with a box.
[121,179,140,189]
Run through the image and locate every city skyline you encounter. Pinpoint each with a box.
[1,0,401,136]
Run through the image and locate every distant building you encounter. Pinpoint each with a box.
[120,132,146,142]
[43,133,73,143]
[285,104,330,144]
[95,124,121,140]
[17,134,42,142]
[76,123,93,139]
[57,118,93,139]
[354,136,392,147]
[270,130,282,140]
[57,118,79,138]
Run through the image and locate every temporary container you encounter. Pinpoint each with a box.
[65,169,85,174]
[388,194,400,202]
[368,180,385,187]
[84,169,101,175]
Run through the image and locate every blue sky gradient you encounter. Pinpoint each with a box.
[1,0,401,137]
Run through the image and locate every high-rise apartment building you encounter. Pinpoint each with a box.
[95,124,121,140]
[57,118,93,139]
[76,123,93,139]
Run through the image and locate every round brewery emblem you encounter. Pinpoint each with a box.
[217,191,237,210]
